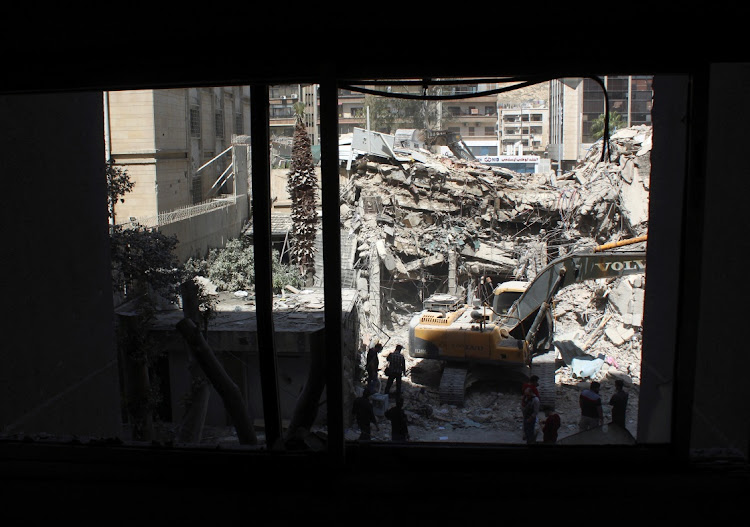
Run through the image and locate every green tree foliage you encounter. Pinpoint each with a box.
[364,89,441,134]
[184,237,305,294]
[106,159,135,228]
[110,224,182,303]
[590,112,627,141]
[187,238,254,292]
[106,163,181,438]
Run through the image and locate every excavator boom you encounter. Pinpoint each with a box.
[503,250,646,333]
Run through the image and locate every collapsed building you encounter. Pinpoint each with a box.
[340,125,651,410]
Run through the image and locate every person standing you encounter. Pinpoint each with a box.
[522,386,540,444]
[384,397,409,442]
[352,388,379,440]
[482,276,494,306]
[609,379,629,429]
[384,344,406,397]
[579,381,603,431]
[541,408,561,443]
[520,374,540,441]
[521,375,540,400]
[365,341,382,393]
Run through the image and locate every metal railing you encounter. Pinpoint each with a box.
[122,195,240,228]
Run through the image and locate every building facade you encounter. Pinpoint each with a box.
[105,86,251,223]
[549,76,653,173]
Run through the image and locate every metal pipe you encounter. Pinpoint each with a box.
[594,234,648,252]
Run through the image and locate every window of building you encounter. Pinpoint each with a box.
[271,106,294,118]
[215,110,224,138]
[190,106,201,137]
[235,113,244,135]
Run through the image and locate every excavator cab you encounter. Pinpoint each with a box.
[492,280,529,317]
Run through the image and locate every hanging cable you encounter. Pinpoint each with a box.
[340,74,611,164]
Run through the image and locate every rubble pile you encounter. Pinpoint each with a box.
[344,125,652,440]
[342,125,650,290]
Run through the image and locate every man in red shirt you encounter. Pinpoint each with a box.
[541,408,561,443]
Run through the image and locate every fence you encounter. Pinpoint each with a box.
[124,195,240,228]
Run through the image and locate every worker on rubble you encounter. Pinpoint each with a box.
[521,376,541,441]
[522,375,540,400]
[365,341,383,393]
[579,381,603,431]
[541,407,561,444]
[522,386,540,444]
[384,396,410,442]
[383,344,406,397]
[352,388,379,441]
[481,276,494,306]
[608,379,629,429]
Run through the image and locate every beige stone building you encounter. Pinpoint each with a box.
[104,87,252,262]
[105,86,251,223]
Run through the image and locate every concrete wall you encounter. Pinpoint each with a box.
[155,301,359,428]
[158,195,249,262]
[270,167,322,209]
[161,327,326,426]
[690,63,750,456]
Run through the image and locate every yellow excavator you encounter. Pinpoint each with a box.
[407,236,647,408]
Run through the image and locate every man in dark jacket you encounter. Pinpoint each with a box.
[352,388,379,440]
[609,379,629,428]
[579,381,603,431]
[384,397,409,442]
[365,342,382,393]
[383,344,406,397]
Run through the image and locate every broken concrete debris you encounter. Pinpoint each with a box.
[343,125,651,414]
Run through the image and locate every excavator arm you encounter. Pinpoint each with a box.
[503,248,647,339]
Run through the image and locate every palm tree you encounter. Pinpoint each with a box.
[286,102,318,282]
[590,111,627,141]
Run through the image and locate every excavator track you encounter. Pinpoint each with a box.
[439,366,468,406]
[531,350,557,410]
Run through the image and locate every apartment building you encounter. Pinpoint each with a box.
[105,87,253,262]
[441,85,501,156]
[105,86,251,222]
[269,84,302,139]
[549,75,653,173]
[269,77,654,178]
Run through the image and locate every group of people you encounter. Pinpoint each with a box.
[353,341,409,442]
[578,379,629,431]
[520,375,629,444]
[521,375,561,444]
[356,336,631,444]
